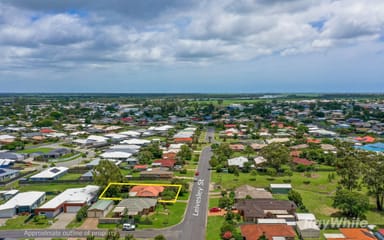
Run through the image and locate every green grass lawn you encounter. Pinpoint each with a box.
[0,215,52,230]
[66,218,84,229]
[18,183,89,193]
[98,202,187,230]
[59,173,82,180]
[206,216,225,240]
[209,197,220,208]
[174,169,195,178]
[137,202,187,229]
[18,148,53,154]
[211,170,383,225]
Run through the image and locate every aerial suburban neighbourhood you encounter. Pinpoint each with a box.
[0,94,382,240]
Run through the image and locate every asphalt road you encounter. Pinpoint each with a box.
[0,128,216,240]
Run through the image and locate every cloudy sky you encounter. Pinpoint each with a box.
[0,0,383,93]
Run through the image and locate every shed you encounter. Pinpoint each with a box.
[87,200,114,218]
[297,221,321,239]
[270,184,292,194]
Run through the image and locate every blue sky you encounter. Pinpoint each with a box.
[0,0,383,93]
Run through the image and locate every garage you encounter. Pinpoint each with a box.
[87,200,114,218]
[0,207,15,218]
[66,205,83,213]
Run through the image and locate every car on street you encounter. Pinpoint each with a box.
[122,223,135,231]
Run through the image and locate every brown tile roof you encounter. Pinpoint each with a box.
[340,228,376,240]
[240,224,296,240]
[235,199,296,219]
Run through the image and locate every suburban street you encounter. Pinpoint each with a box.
[0,128,215,240]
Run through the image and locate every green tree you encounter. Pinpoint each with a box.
[219,197,231,209]
[104,229,120,240]
[244,145,254,159]
[336,153,362,191]
[260,143,291,170]
[93,160,124,188]
[288,190,304,208]
[333,189,369,218]
[363,154,384,211]
[177,145,192,162]
[124,234,136,240]
[154,235,167,240]
[137,150,153,164]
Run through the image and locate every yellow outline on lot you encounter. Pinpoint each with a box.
[99,182,182,203]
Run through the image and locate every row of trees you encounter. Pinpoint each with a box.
[333,143,384,218]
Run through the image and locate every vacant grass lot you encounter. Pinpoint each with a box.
[18,148,53,154]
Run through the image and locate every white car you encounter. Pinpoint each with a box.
[122,223,135,231]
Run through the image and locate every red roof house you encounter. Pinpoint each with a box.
[153,159,176,168]
[40,128,55,134]
[240,224,296,240]
[292,157,315,166]
[129,186,165,197]
[355,136,375,143]
[307,138,321,144]
[174,137,193,144]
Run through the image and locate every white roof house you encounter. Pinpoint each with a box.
[36,185,100,218]
[254,156,267,165]
[110,145,141,150]
[30,167,69,181]
[120,139,150,145]
[0,191,46,218]
[119,131,141,137]
[100,151,132,159]
[87,135,109,142]
[104,134,128,140]
[0,135,16,141]
[228,156,249,168]
[39,185,99,209]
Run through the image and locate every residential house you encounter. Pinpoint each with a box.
[113,198,157,217]
[139,169,174,178]
[253,156,267,166]
[0,152,24,161]
[30,167,68,181]
[228,156,249,168]
[35,185,99,218]
[240,223,296,240]
[152,159,176,170]
[100,151,132,160]
[292,157,315,166]
[129,186,164,198]
[325,228,376,240]
[234,185,273,200]
[0,169,19,182]
[87,199,114,218]
[43,148,71,159]
[235,199,296,222]
[0,159,15,168]
[0,191,46,218]
[229,144,245,151]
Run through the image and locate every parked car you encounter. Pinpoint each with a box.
[122,223,135,231]
[209,207,221,213]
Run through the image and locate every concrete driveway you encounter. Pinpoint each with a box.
[49,213,76,229]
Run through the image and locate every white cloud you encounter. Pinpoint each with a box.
[0,0,383,71]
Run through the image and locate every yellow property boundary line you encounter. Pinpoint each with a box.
[99,182,182,203]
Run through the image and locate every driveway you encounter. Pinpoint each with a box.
[49,213,76,229]
[78,218,98,229]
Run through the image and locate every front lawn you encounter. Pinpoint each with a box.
[206,216,225,240]
[0,215,52,230]
[137,202,187,229]
[98,202,187,230]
